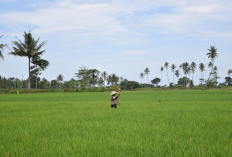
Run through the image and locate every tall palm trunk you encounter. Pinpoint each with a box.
[35,64,38,89]
[188,73,191,86]
[184,73,186,87]
[36,74,38,89]
[200,71,204,84]
[173,72,175,84]
[161,72,163,87]
[200,71,203,85]
[192,72,194,83]
[166,70,169,84]
[28,57,31,89]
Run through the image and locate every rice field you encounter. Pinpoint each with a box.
[0,90,232,156]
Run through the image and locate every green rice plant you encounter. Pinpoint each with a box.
[0,90,232,156]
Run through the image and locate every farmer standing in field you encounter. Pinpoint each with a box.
[110,91,121,108]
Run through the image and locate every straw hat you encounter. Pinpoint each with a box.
[111,91,117,96]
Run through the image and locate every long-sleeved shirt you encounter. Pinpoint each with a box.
[111,96,119,105]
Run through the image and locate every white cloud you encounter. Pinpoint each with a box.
[141,0,232,37]
[0,2,129,36]
[0,0,232,42]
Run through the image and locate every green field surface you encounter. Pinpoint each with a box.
[1,90,232,156]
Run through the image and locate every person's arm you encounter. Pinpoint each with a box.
[118,92,121,97]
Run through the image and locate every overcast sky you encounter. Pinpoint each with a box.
[0,0,231,85]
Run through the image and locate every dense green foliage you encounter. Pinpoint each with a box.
[120,80,140,90]
[1,90,232,156]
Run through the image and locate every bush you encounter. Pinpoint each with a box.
[96,87,105,92]
[0,89,55,94]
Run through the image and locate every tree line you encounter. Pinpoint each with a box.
[140,46,232,87]
[0,32,232,91]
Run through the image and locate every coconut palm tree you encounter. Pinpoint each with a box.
[144,68,150,84]
[139,72,144,84]
[175,70,180,81]
[180,63,185,78]
[180,62,190,86]
[0,35,7,60]
[186,64,191,79]
[199,63,205,82]
[101,71,107,87]
[89,69,100,87]
[9,31,46,89]
[111,73,119,85]
[164,62,169,84]
[107,75,112,86]
[207,46,218,81]
[171,64,176,84]
[160,67,164,87]
[190,62,196,84]
[57,74,64,91]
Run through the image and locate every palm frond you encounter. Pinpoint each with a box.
[0,51,3,59]
[0,35,8,59]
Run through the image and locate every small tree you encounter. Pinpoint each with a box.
[151,78,161,87]
[30,55,49,89]
[75,66,89,88]
[225,77,232,86]
[212,66,219,85]
[178,77,190,87]
[98,77,104,87]
[57,74,64,91]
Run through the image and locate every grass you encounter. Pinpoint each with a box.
[0,90,232,156]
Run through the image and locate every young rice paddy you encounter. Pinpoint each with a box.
[0,90,232,156]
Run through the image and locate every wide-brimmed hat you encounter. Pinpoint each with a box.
[111,91,117,95]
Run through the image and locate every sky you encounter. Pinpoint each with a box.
[0,0,231,85]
